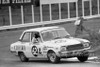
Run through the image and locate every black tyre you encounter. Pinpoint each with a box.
[47,51,60,63]
[77,56,88,62]
[19,53,29,62]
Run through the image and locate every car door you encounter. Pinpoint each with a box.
[19,32,34,58]
[23,32,44,58]
[30,32,44,58]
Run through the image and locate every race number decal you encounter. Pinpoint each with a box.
[31,46,38,57]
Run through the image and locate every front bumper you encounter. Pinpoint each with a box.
[58,48,90,58]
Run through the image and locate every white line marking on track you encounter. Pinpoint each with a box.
[87,61,100,64]
[67,56,98,60]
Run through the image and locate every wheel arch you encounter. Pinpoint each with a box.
[47,49,59,56]
[47,50,60,63]
[18,51,29,62]
[18,51,24,56]
[47,50,55,54]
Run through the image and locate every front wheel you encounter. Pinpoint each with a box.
[77,56,88,62]
[47,51,60,63]
[19,53,29,62]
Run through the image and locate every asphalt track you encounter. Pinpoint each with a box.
[0,18,100,67]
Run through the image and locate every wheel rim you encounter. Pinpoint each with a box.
[49,53,56,62]
[20,54,25,61]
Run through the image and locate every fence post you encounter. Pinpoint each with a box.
[98,0,100,15]
[76,1,78,17]
[40,4,43,22]
[32,5,34,23]
[49,4,52,21]
[9,6,12,25]
[68,2,70,18]
[21,6,24,24]
[82,0,84,17]
[89,0,92,16]
[59,3,61,19]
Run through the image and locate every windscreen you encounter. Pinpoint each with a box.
[41,28,70,41]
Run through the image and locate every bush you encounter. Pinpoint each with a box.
[84,30,100,49]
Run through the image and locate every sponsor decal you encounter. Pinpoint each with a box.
[31,46,42,57]
[0,0,33,6]
[43,46,53,50]
[31,46,38,57]
[14,45,26,51]
[43,46,47,50]
[55,40,67,43]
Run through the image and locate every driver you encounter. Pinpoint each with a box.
[32,33,41,43]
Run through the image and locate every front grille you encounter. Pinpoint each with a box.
[67,44,84,51]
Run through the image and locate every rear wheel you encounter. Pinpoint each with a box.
[47,51,60,63]
[19,52,29,62]
[77,56,88,62]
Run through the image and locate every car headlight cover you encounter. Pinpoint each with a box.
[60,46,67,52]
[83,43,89,48]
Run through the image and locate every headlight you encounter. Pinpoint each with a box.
[60,46,67,52]
[83,43,89,48]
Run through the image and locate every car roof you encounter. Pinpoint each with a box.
[24,26,63,32]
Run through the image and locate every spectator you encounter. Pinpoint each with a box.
[74,16,86,37]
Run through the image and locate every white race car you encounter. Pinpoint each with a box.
[10,26,91,63]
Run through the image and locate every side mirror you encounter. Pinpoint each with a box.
[18,39,21,41]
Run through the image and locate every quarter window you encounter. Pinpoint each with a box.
[21,32,31,42]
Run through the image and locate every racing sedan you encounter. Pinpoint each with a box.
[10,26,91,63]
